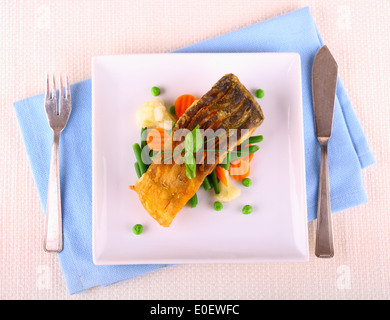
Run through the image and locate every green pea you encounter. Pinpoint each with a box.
[255,89,264,98]
[151,86,160,96]
[132,224,143,235]
[242,205,253,215]
[242,178,252,187]
[170,105,176,115]
[214,201,223,211]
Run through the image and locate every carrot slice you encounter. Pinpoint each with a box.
[229,146,251,181]
[215,166,228,187]
[231,170,250,181]
[146,128,167,151]
[174,94,197,118]
[230,144,254,166]
[229,160,250,180]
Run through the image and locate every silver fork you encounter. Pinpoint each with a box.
[43,73,71,253]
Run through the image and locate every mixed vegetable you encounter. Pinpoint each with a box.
[131,87,264,232]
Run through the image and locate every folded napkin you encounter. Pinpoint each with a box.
[13,7,374,294]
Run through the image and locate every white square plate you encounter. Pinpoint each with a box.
[92,53,308,265]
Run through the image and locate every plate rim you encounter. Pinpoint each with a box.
[91,52,308,265]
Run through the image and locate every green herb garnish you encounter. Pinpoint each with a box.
[184,151,196,179]
[184,124,202,179]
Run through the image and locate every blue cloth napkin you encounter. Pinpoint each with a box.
[13,7,374,294]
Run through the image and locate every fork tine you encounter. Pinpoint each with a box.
[51,73,58,114]
[58,73,64,115]
[51,73,57,101]
[45,72,50,100]
[65,73,71,99]
[59,73,64,98]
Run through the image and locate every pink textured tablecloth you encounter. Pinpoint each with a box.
[1,0,389,299]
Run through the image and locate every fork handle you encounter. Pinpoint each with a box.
[315,143,334,258]
[44,131,63,253]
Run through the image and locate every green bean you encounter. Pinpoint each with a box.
[229,145,260,163]
[134,162,141,178]
[210,169,220,194]
[145,149,157,171]
[202,176,212,191]
[249,135,263,144]
[218,152,230,170]
[149,149,157,160]
[240,135,263,146]
[141,127,148,149]
[132,143,147,175]
[189,193,198,208]
[226,152,231,170]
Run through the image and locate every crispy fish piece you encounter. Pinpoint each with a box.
[130,73,264,227]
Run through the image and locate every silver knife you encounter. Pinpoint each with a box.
[312,45,338,258]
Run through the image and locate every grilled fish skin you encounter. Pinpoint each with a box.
[130,73,264,227]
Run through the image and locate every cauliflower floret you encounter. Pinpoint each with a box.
[136,98,175,130]
[214,170,241,203]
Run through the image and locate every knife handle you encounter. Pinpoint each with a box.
[315,143,334,258]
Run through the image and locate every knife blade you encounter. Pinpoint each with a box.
[312,45,338,258]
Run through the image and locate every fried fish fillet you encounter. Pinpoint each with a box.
[130,73,264,227]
